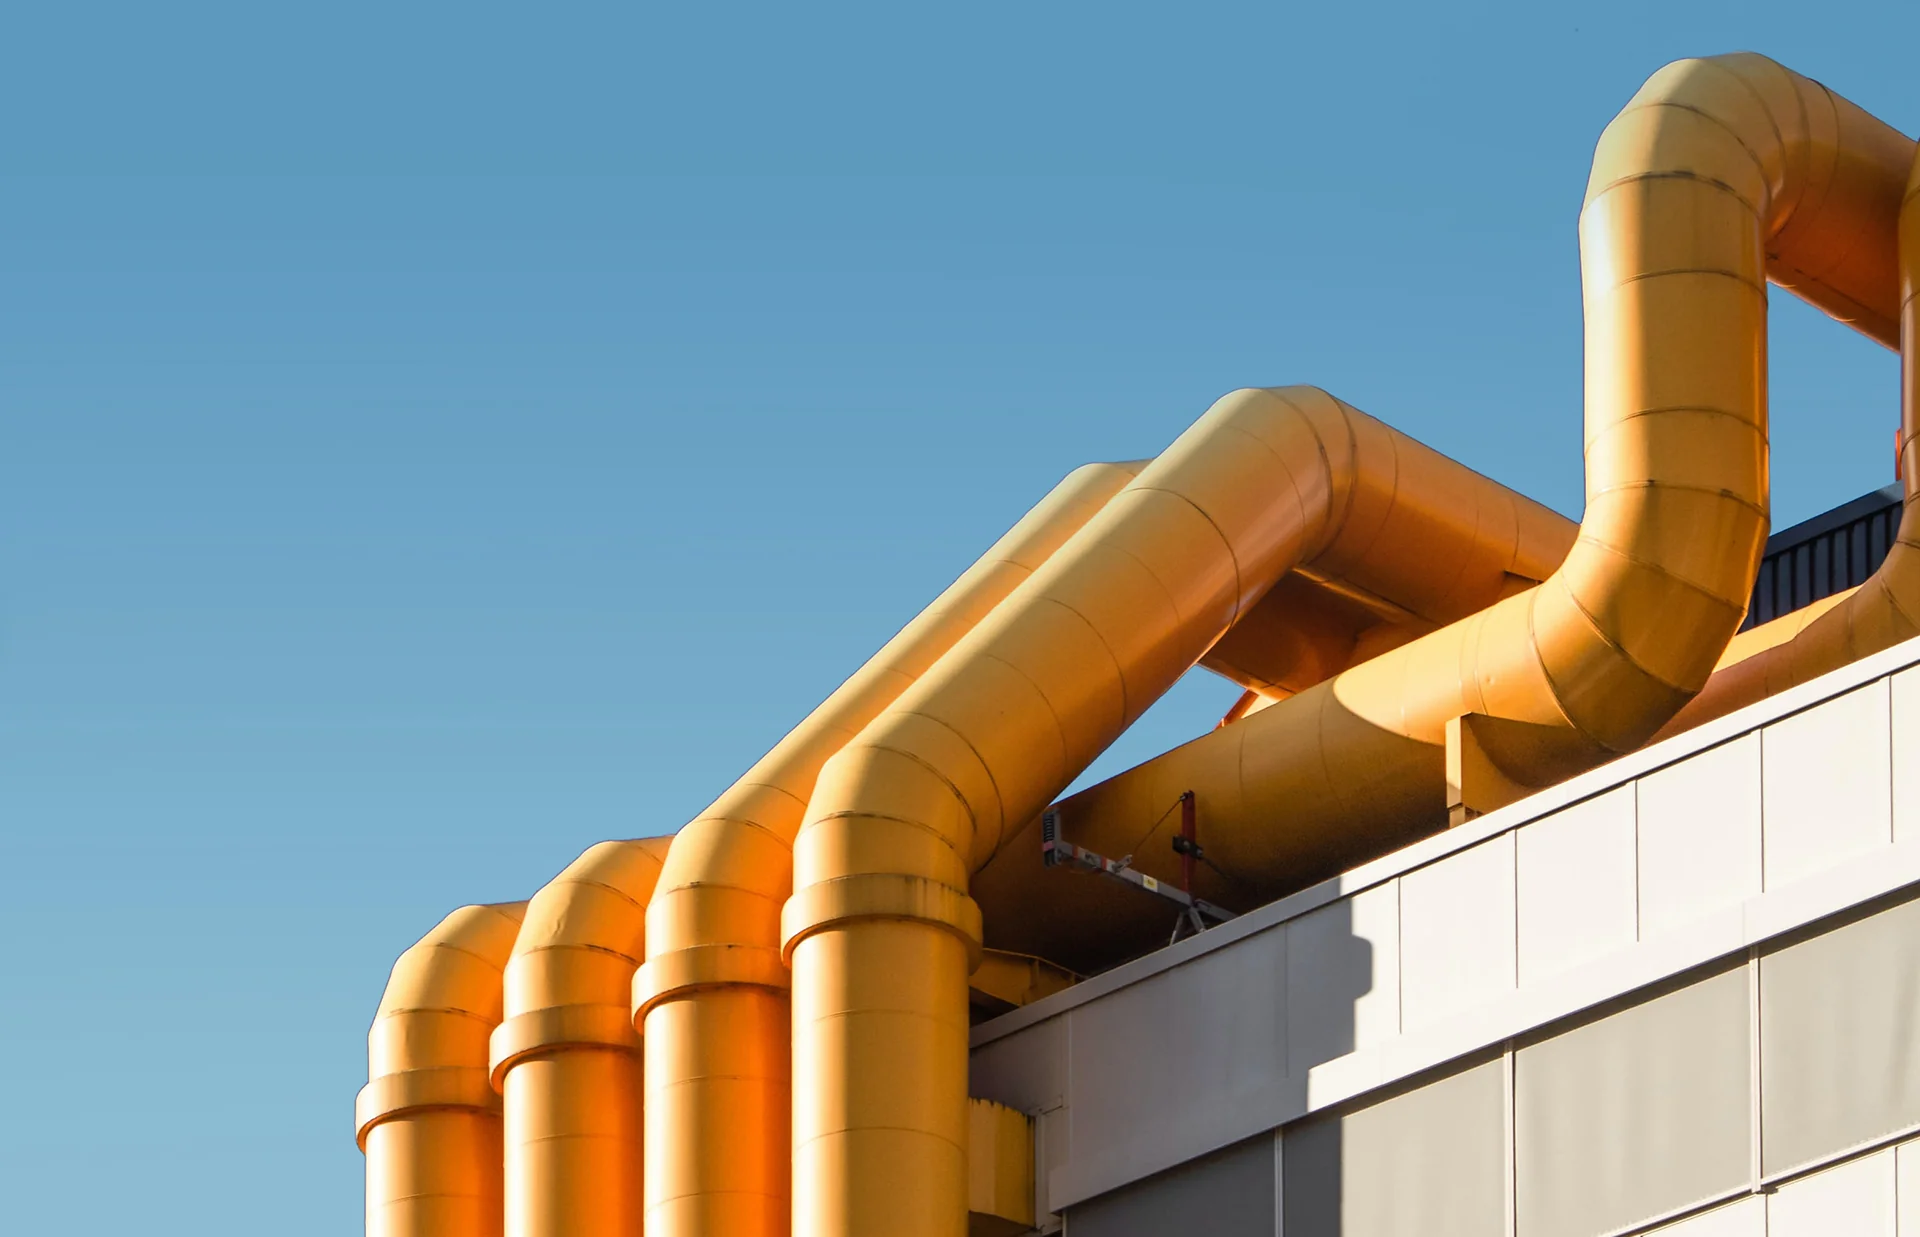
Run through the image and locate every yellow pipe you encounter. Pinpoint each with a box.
[995,56,1914,973]
[631,461,1143,1237]
[351,53,1917,1237]
[1658,140,1920,735]
[358,902,527,1237]
[501,463,1140,1237]
[491,838,674,1237]
[781,386,1572,1236]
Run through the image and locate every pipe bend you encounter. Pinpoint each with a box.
[783,387,1443,1237]
[635,459,1143,1237]
[1490,51,1910,753]
[500,837,673,1048]
[1600,53,1911,347]
[638,458,1145,1010]
[791,387,1358,897]
[984,56,1914,979]
[494,836,671,1237]
[1658,133,1920,734]
[359,901,527,1147]
[359,900,526,1237]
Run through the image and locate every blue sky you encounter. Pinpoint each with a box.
[1,2,1915,1231]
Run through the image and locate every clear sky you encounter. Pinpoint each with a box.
[2,2,1915,1231]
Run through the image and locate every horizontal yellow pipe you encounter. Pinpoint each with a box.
[633,461,1142,1237]
[359,902,527,1237]
[492,838,673,1237]
[1014,57,1914,973]
[783,385,1577,1236]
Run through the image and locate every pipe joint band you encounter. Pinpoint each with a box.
[779,872,983,969]
[487,1002,640,1088]
[631,942,791,1027]
[354,1065,499,1149]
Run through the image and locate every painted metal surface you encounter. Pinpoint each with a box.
[631,460,1139,1237]
[1028,56,1915,966]
[359,902,527,1237]
[971,639,1920,1211]
[1664,140,1920,733]
[352,53,1919,1237]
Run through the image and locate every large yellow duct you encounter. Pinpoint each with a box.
[358,901,527,1237]
[781,385,1573,1237]
[630,461,1142,1237]
[491,838,673,1237]
[989,55,1915,977]
[1657,140,1920,734]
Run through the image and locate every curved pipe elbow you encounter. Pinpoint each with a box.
[780,385,1560,1234]
[786,384,1584,921]
[637,458,1143,993]
[488,838,671,1237]
[1343,53,1915,763]
[491,837,672,1081]
[986,57,1915,969]
[359,902,526,1237]
[1544,53,1908,747]
[1656,136,1920,736]
[631,458,1142,1237]
[357,901,527,1150]
[786,385,1363,924]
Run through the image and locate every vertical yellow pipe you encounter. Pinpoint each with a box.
[1659,139,1920,733]
[782,387,1564,1236]
[491,838,674,1237]
[358,902,527,1237]
[632,461,1142,1237]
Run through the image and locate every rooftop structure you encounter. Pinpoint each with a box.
[354,51,1920,1237]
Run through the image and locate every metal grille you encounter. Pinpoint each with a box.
[1742,485,1904,631]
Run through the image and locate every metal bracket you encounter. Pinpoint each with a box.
[1040,807,1236,943]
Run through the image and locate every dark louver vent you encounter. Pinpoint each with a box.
[1744,485,1904,630]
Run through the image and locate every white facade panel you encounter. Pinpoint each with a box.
[1767,1148,1896,1237]
[1759,892,1920,1174]
[1893,666,1920,846]
[1514,965,1752,1237]
[1067,923,1286,1154]
[970,1012,1065,1114]
[1898,1138,1920,1237]
[978,639,1920,1215]
[1286,879,1400,1075]
[1636,734,1762,938]
[1648,1196,1764,1236]
[1762,681,1892,889]
[1399,833,1515,1033]
[1517,786,1638,985]
[1281,1057,1507,1237]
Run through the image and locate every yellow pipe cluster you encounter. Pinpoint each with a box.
[358,53,1917,1237]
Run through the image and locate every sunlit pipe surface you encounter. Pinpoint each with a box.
[1658,139,1920,734]
[491,838,673,1237]
[782,386,1573,1236]
[355,51,1919,1237]
[359,902,527,1237]
[1019,56,1914,974]
[631,461,1142,1237]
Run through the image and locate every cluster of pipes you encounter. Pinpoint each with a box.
[356,53,1920,1237]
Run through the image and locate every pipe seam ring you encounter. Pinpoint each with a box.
[779,872,983,969]
[631,942,791,1027]
[487,1001,640,1089]
[354,1065,499,1149]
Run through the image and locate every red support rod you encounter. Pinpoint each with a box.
[1178,791,1196,893]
